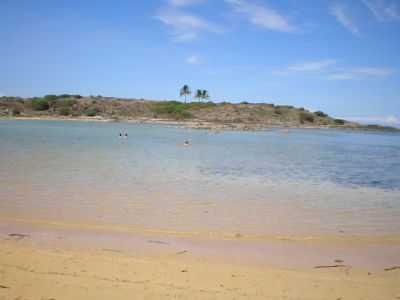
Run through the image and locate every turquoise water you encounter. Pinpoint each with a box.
[0,119,399,236]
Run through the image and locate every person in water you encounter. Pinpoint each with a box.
[119,133,122,138]
[125,133,128,138]
[184,140,190,146]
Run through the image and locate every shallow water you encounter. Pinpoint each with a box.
[0,120,399,236]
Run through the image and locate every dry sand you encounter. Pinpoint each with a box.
[0,220,399,300]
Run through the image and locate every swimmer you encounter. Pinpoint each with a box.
[183,140,190,146]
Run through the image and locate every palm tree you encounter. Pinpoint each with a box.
[180,85,191,103]
[195,89,203,102]
[201,90,210,102]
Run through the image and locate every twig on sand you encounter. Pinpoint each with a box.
[6,233,30,241]
[148,240,169,245]
[314,265,346,269]
[176,250,188,255]
[384,266,400,272]
[102,249,122,253]
[0,285,9,289]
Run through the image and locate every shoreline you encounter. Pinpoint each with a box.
[2,116,398,132]
[1,219,400,300]
[1,216,400,245]
[1,217,400,270]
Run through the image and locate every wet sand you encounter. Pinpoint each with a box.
[0,219,400,300]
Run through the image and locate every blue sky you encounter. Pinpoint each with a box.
[1,0,399,125]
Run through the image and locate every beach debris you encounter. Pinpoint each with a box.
[314,265,346,269]
[181,269,188,273]
[0,285,9,289]
[102,248,122,253]
[334,259,344,263]
[384,266,400,272]
[176,250,188,255]
[148,240,169,245]
[235,233,243,239]
[7,233,29,241]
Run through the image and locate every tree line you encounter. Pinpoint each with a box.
[180,85,210,103]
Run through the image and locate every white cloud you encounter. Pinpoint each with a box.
[156,6,223,42]
[274,59,337,75]
[328,67,395,80]
[225,0,297,32]
[186,55,202,64]
[362,0,400,21]
[330,3,360,36]
[168,0,206,7]
[344,115,400,126]
[288,60,337,72]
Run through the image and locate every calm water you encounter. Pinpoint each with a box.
[0,120,399,236]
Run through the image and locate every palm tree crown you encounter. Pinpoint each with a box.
[201,90,209,101]
[195,89,203,102]
[180,85,191,103]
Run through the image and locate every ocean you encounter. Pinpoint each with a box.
[1,119,399,237]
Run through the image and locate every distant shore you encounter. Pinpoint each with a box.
[1,115,398,133]
[1,95,398,132]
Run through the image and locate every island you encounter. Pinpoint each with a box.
[0,94,398,132]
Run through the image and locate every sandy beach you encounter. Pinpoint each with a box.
[0,219,400,300]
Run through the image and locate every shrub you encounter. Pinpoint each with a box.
[84,106,100,116]
[57,99,77,107]
[31,98,50,111]
[240,101,249,105]
[58,107,71,116]
[299,112,315,123]
[185,101,216,110]
[151,101,193,119]
[12,108,21,116]
[315,111,328,118]
[58,94,72,98]
[334,119,345,125]
[43,94,58,101]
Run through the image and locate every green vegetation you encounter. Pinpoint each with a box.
[12,108,21,116]
[334,119,345,125]
[363,124,398,131]
[43,94,58,102]
[180,85,191,103]
[274,107,283,115]
[57,99,77,107]
[58,107,71,116]
[84,106,100,117]
[299,112,315,123]
[3,94,395,131]
[31,98,50,111]
[195,89,210,102]
[151,101,193,119]
[315,111,328,117]
[195,90,202,102]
